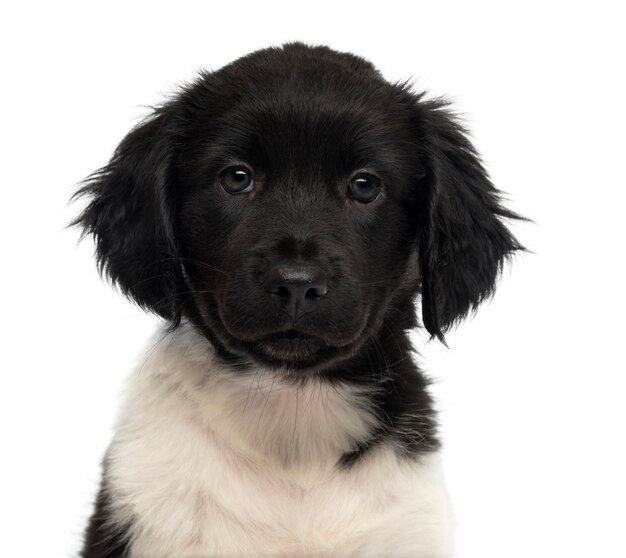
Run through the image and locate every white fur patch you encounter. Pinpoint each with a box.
[105,324,453,557]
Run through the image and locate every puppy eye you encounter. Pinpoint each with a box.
[219,167,254,195]
[348,174,381,203]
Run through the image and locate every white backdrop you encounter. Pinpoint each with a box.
[1,1,624,556]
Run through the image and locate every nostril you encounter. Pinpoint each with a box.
[305,285,327,300]
[270,285,291,299]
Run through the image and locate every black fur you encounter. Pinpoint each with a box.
[81,464,130,558]
[74,43,523,556]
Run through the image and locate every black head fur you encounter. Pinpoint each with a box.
[73,43,524,364]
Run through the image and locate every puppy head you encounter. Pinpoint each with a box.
[73,43,523,371]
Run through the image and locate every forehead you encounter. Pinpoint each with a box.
[227,103,404,165]
[190,53,417,180]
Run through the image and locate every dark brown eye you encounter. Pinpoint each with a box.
[348,174,381,203]
[219,167,254,195]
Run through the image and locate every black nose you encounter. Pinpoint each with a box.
[264,262,328,320]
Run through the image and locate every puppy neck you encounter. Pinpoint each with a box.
[126,323,379,472]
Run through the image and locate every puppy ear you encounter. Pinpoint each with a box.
[72,106,183,322]
[415,99,525,341]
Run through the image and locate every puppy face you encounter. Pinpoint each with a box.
[175,53,424,370]
[74,44,522,372]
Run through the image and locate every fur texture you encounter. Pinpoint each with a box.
[91,325,453,557]
[74,43,523,557]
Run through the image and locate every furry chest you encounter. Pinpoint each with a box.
[109,432,451,557]
[102,329,452,557]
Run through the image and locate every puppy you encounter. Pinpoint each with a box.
[74,43,523,557]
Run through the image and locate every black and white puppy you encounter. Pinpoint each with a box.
[74,43,523,557]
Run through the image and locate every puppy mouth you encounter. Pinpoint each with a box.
[262,329,317,342]
[207,299,373,370]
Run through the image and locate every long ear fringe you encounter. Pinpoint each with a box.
[69,110,183,323]
[414,98,527,341]
[422,236,527,344]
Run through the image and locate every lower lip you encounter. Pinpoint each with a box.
[265,336,319,347]
[260,330,318,343]
[257,335,322,357]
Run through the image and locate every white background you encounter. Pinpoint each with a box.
[1,1,625,556]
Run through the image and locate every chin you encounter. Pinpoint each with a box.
[74,43,524,558]
[252,332,329,363]
[246,333,363,373]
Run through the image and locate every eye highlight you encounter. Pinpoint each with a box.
[348,173,382,203]
[219,166,254,195]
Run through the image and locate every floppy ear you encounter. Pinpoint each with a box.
[415,99,524,341]
[72,105,183,322]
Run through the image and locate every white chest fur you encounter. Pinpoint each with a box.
[105,326,453,557]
